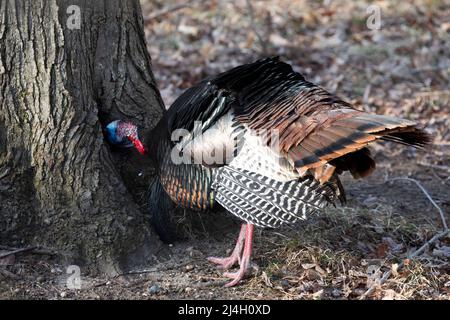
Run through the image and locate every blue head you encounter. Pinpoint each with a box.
[106,120,147,155]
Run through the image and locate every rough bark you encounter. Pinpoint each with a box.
[0,0,165,275]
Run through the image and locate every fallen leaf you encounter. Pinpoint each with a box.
[178,24,198,37]
[312,289,324,300]
[269,34,290,47]
[261,271,273,288]
[382,289,403,300]
[306,269,322,281]
[391,263,399,277]
[315,265,327,275]
[375,243,389,258]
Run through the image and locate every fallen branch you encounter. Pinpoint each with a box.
[0,268,20,280]
[144,1,201,22]
[359,177,449,299]
[118,267,158,276]
[0,246,37,259]
[0,245,58,258]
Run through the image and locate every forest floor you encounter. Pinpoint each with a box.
[1,0,449,300]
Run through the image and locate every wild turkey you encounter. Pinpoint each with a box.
[115,57,430,287]
[105,120,147,155]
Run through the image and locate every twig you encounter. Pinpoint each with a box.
[359,177,449,299]
[411,66,446,74]
[415,90,450,97]
[0,246,37,259]
[116,267,158,277]
[0,168,10,180]
[145,2,196,22]
[417,162,450,174]
[388,177,448,231]
[359,230,449,299]
[0,268,20,280]
[0,245,58,257]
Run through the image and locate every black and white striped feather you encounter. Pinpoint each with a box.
[212,166,334,228]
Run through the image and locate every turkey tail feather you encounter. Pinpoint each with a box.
[291,113,431,174]
[379,127,431,149]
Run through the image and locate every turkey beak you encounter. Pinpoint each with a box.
[129,137,147,155]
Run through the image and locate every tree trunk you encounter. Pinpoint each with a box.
[0,0,165,275]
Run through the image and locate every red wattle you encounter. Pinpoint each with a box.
[130,137,147,155]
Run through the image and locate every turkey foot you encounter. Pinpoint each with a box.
[207,224,246,270]
[208,223,254,287]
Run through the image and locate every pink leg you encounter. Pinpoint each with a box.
[223,223,254,287]
[207,224,246,270]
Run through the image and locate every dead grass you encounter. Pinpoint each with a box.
[250,203,448,300]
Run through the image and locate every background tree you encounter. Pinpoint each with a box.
[0,0,165,275]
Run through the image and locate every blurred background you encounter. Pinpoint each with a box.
[141,0,449,151]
